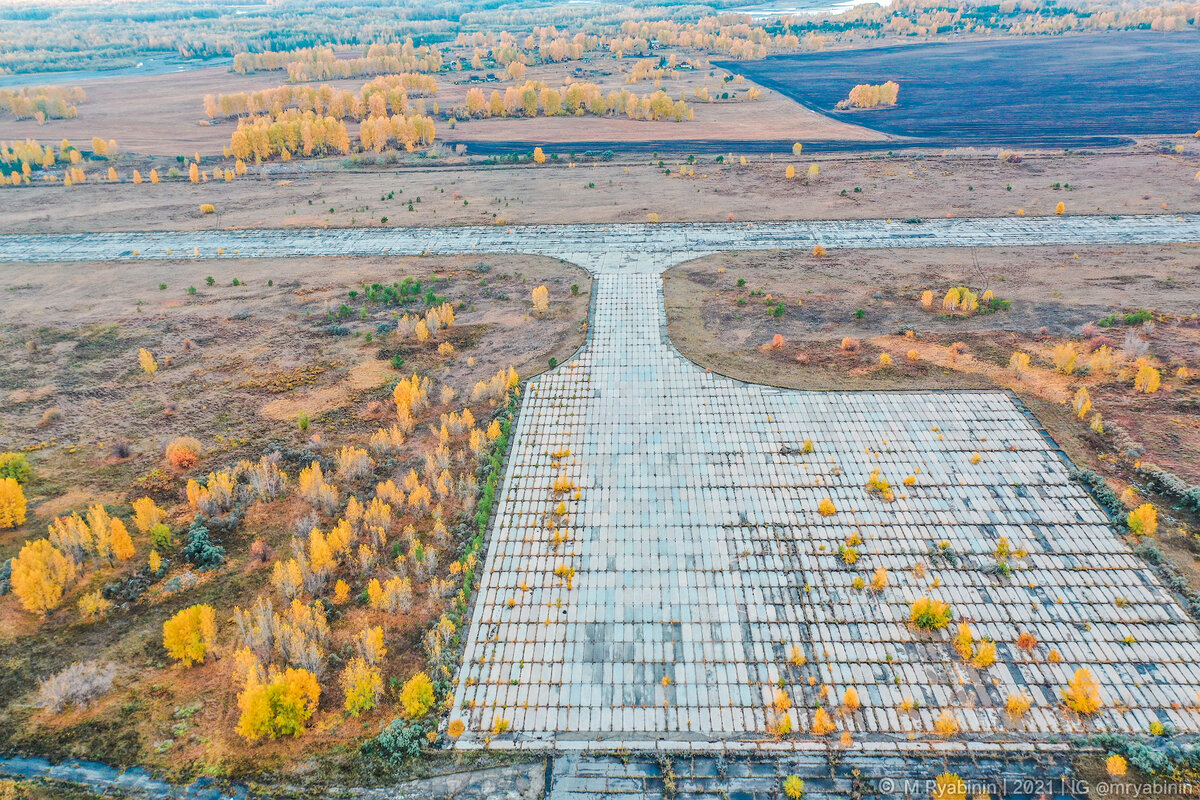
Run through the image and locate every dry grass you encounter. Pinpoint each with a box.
[0,253,589,782]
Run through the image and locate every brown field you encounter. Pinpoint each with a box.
[664,243,1200,585]
[0,254,589,782]
[1,145,1197,235]
[0,53,878,157]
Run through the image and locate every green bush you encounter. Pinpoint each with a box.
[366,719,428,761]
[0,452,32,484]
[149,523,173,549]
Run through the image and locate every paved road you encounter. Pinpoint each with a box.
[449,235,1200,751]
[1,213,1197,263]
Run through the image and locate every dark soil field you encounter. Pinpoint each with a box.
[723,33,1200,146]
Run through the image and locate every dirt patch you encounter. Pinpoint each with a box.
[259,359,393,420]
[2,142,1196,235]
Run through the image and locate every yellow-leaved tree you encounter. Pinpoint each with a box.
[138,347,158,376]
[0,477,27,528]
[162,604,217,666]
[236,667,321,741]
[531,285,549,313]
[11,538,77,614]
[399,671,434,718]
[340,656,383,715]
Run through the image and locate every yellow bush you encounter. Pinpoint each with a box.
[810,706,836,735]
[448,719,467,738]
[953,622,974,661]
[131,497,164,533]
[932,773,966,800]
[843,687,860,712]
[531,284,549,313]
[783,775,805,798]
[1009,351,1031,376]
[1072,387,1092,419]
[870,567,888,591]
[1106,754,1127,776]
[933,710,959,737]
[1051,343,1077,374]
[1006,692,1031,717]
[1063,667,1102,714]
[78,589,112,620]
[817,498,836,516]
[910,596,953,630]
[200,203,216,214]
[1128,503,1157,536]
[1134,363,1161,394]
[971,640,997,669]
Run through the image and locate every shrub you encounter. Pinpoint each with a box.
[1064,668,1103,714]
[810,707,835,735]
[909,596,953,630]
[1134,363,1161,394]
[35,661,117,712]
[448,719,466,738]
[1073,387,1092,419]
[1106,754,1127,776]
[0,452,32,484]
[165,436,202,470]
[971,640,997,669]
[148,523,173,549]
[933,710,959,737]
[1128,503,1157,536]
[932,773,965,800]
[1051,343,1078,374]
[162,604,217,666]
[783,775,805,798]
[368,718,428,760]
[817,498,836,516]
[78,589,112,620]
[131,497,164,533]
[1006,692,1032,717]
[182,522,225,570]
